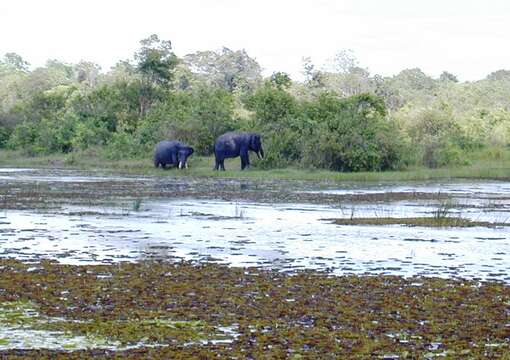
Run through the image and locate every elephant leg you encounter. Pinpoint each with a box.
[240,152,249,170]
[214,158,220,170]
[220,160,225,171]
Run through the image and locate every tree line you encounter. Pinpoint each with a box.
[1,35,509,171]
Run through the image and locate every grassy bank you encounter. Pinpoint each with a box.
[0,146,509,182]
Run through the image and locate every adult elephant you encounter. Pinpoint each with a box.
[154,140,194,169]
[214,132,264,170]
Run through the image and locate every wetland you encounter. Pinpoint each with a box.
[0,167,509,358]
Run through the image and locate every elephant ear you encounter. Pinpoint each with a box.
[250,134,260,148]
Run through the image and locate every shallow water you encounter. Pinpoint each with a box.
[313,180,510,198]
[0,168,509,282]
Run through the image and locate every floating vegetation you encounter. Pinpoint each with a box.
[0,300,121,351]
[0,299,232,351]
[328,216,506,228]
[0,259,509,358]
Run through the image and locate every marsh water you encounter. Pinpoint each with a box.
[1,168,509,282]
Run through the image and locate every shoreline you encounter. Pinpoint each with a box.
[0,149,509,183]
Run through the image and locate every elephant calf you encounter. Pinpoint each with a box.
[154,140,194,169]
[214,132,264,170]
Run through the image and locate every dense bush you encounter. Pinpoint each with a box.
[301,93,404,171]
[138,87,236,156]
[245,83,304,168]
[405,109,471,167]
[246,89,405,171]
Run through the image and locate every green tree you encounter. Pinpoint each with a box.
[245,83,298,125]
[134,34,178,117]
[184,48,262,92]
[2,53,30,72]
[486,69,510,81]
[439,71,458,83]
[270,72,292,89]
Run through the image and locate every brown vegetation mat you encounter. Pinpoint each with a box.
[1,259,509,358]
[0,178,456,210]
[329,217,506,228]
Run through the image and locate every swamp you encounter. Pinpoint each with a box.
[0,167,509,358]
[3,0,510,357]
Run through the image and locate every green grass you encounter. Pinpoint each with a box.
[0,146,509,182]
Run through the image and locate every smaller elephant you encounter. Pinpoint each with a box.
[154,140,194,169]
[214,132,264,170]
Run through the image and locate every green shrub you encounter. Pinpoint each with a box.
[7,121,39,155]
[103,131,141,160]
[300,93,404,171]
[256,127,302,169]
[245,83,298,125]
[407,109,472,167]
[0,125,11,148]
[138,87,236,155]
[71,120,111,151]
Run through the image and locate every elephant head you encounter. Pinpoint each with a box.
[249,133,264,159]
[178,146,194,169]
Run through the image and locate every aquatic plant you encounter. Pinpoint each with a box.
[0,259,509,357]
[132,198,143,212]
[432,197,455,220]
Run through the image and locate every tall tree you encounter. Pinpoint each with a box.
[439,71,458,83]
[486,70,510,81]
[134,34,178,117]
[184,48,262,92]
[74,61,101,85]
[1,53,30,72]
[270,72,292,89]
[325,49,358,74]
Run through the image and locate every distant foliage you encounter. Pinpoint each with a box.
[1,41,510,171]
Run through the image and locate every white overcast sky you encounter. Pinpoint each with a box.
[1,0,509,81]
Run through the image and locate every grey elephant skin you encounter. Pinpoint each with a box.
[154,140,194,169]
[214,132,264,170]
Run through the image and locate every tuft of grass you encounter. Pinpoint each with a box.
[432,198,455,220]
[132,198,143,212]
